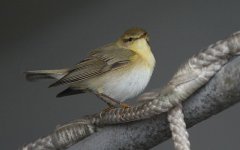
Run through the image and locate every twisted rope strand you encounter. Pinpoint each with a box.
[21,136,54,150]
[168,103,190,150]
[22,121,95,150]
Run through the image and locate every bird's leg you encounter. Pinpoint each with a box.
[95,93,120,108]
[119,102,130,109]
[95,93,130,109]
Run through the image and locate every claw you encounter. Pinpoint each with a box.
[120,102,130,109]
[100,102,130,118]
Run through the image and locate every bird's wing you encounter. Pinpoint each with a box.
[49,44,136,87]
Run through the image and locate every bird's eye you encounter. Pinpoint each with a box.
[123,37,133,43]
[127,38,133,42]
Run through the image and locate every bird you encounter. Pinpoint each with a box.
[25,27,156,109]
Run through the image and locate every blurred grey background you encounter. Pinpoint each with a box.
[1,0,240,149]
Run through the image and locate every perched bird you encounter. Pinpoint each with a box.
[25,27,156,108]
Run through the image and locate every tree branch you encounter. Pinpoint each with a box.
[67,56,240,150]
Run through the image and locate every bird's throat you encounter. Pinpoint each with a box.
[129,39,155,68]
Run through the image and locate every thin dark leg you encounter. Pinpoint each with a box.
[95,93,120,107]
[95,93,130,108]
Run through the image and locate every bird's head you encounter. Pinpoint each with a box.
[117,27,150,51]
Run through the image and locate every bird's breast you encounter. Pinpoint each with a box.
[96,62,154,101]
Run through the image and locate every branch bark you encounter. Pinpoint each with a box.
[67,56,240,150]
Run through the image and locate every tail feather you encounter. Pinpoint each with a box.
[56,88,86,97]
[25,69,69,81]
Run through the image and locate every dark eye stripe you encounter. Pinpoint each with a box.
[123,32,148,43]
[123,37,136,42]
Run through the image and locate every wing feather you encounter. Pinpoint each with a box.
[49,43,136,87]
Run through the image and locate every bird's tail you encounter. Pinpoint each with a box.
[25,69,69,81]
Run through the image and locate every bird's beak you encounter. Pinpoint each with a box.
[140,33,150,45]
[145,35,150,45]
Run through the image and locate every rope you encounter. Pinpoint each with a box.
[168,103,190,150]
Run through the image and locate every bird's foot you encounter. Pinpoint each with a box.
[119,102,130,109]
[99,103,131,118]
[101,102,130,114]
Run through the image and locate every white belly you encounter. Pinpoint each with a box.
[100,65,153,102]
